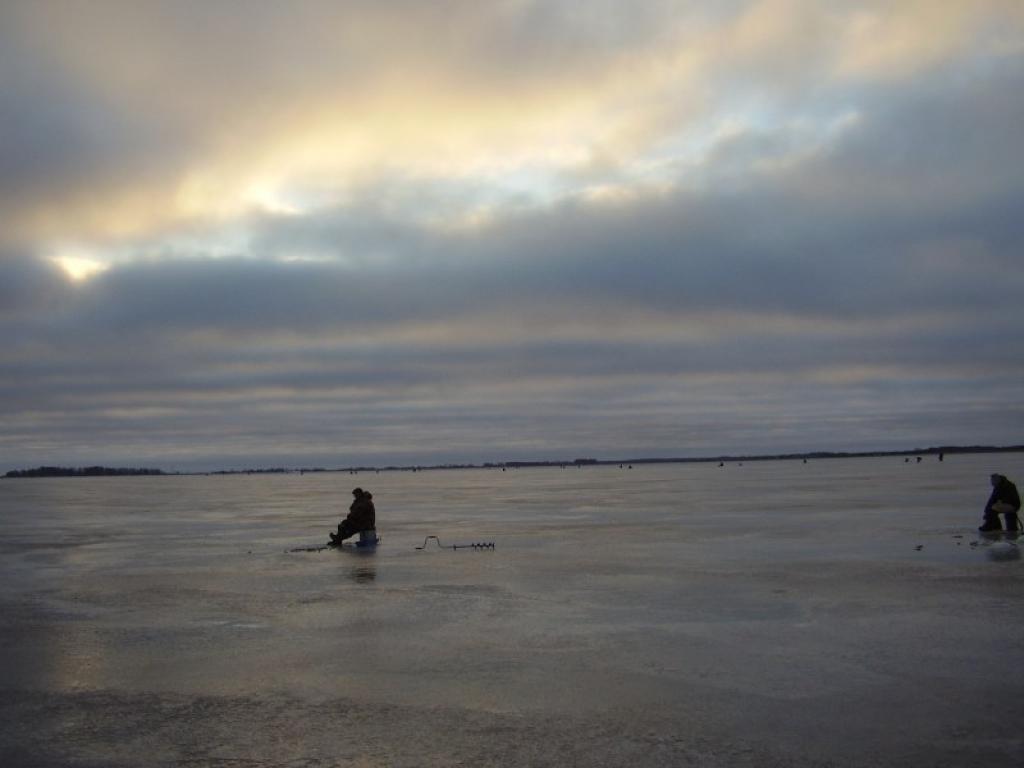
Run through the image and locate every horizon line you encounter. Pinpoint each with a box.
[6,444,1024,478]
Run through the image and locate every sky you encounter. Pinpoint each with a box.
[2,0,1023,472]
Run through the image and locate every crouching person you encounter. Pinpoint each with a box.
[329,488,376,545]
[980,474,1021,532]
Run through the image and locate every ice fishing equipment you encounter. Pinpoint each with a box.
[415,535,495,551]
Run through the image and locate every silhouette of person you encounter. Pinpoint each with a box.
[979,474,1021,532]
[329,488,376,545]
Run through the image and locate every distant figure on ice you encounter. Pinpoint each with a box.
[329,488,376,545]
[979,474,1021,532]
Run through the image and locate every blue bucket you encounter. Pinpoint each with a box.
[356,529,379,547]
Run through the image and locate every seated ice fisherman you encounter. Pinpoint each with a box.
[979,474,1021,532]
[330,488,376,545]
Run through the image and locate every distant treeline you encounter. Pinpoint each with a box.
[4,466,165,478]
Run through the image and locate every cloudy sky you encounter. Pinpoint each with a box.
[2,0,1023,471]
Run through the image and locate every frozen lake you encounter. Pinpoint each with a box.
[2,453,1023,767]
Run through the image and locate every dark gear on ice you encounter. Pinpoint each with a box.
[329,488,376,545]
[979,474,1021,532]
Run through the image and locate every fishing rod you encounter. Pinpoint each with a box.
[415,535,494,551]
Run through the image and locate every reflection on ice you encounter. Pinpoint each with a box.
[348,565,377,583]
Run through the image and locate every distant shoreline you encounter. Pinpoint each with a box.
[4,444,1023,478]
[3,466,166,479]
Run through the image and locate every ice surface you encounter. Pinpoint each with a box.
[2,454,1023,766]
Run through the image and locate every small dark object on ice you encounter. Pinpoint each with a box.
[914,545,923,551]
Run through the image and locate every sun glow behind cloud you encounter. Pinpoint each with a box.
[6,0,1019,255]
[50,253,111,282]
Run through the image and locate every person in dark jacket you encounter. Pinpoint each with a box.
[329,488,376,545]
[979,474,1021,532]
